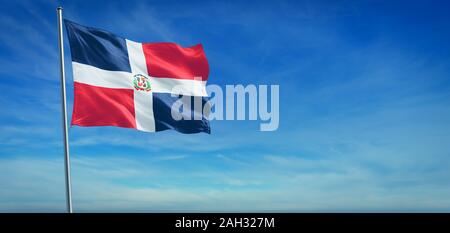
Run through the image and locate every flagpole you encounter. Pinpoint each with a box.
[57,6,73,213]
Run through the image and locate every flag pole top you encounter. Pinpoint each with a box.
[57,6,63,11]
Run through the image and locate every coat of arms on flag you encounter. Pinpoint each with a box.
[64,20,210,134]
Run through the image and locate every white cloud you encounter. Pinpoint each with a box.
[1,151,450,212]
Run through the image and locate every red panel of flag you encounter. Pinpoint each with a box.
[143,42,209,81]
[71,82,136,129]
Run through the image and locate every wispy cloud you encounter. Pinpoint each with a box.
[1,153,450,212]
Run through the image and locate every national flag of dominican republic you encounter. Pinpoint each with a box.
[64,20,210,134]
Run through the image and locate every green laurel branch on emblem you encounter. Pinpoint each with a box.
[133,74,151,92]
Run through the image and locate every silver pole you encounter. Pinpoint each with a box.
[57,6,73,213]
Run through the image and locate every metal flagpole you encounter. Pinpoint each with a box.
[57,6,73,213]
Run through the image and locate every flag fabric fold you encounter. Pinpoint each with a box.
[64,20,210,134]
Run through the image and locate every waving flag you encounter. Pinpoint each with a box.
[64,20,210,134]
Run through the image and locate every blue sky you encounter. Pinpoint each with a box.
[1,0,450,212]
